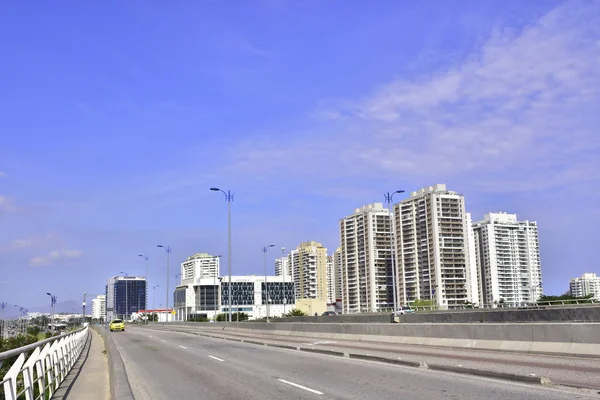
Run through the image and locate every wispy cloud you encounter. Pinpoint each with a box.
[30,249,83,267]
[0,233,60,253]
[0,171,7,178]
[0,195,17,213]
[220,0,600,196]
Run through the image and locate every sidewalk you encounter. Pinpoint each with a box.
[53,328,110,400]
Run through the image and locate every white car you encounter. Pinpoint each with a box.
[394,306,415,316]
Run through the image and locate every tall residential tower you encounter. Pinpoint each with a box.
[472,212,542,307]
[340,203,393,313]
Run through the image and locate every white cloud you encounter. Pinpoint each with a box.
[0,195,17,213]
[221,0,600,195]
[0,233,60,252]
[0,171,7,178]
[30,249,83,267]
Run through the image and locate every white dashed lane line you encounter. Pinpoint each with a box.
[208,355,225,362]
[179,345,188,349]
[277,379,324,395]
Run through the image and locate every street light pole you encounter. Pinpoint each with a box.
[46,293,57,334]
[138,254,149,310]
[281,247,286,317]
[215,255,222,318]
[120,272,129,321]
[210,187,234,322]
[153,285,159,312]
[262,244,275,322]
[157,245,172,321]
[383,190,405,313]
[82,292,86,325]
[0,302,6,339]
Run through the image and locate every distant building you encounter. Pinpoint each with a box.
[174,252,221,321]
[333,248,342,302]
[472,212,542,307]
[340,203,394,313]
[326,255,336,304]
[570,273,600,300]
[288,241,328,301]
[91,294,106,321]
[181,252,220,283]
[105,276,147,321]
[394,184,477,308]
[220,275,294,319]
[274,255,291,279]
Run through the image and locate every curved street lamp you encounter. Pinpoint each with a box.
[383,190,405,313]
[262,244,275,322]
[210,187,235,322]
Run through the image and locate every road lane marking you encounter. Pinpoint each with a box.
[208,355,225,362]
[148,336,153,338]
[277,379,324,395]
[179,345,188,349]
[161,340,167,343]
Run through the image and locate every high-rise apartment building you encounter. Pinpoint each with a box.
[274,256,291,279]
[105,276,147,321]
[326,255,336,303]
[570,273,600,300]
[393,184,476,308]
[288,241,328,301]
[340,203,393,313]
[472,212,542,307]
[333,248,343,301]
[181,252,220,283]
[91,294,106,321]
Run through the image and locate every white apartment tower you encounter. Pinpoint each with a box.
[340,203,393,313]
[91,294,106,320]
[570,273,600,300]
[181,253,220,284]
[393,184,476,308]
[472,212,543,307]
[326,255,336,303]
[274,256,291,279]
[288,241,328,301]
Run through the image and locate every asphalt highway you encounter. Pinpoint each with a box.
[110,326,597,400]
[149,324,600,389]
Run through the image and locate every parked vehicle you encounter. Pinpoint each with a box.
[322,311,338,316]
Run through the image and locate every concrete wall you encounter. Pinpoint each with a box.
[275,305,600,324]
[397,305,600,323]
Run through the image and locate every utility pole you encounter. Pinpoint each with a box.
[82,292,87,325]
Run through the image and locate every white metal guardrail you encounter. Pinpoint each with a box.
[0,324,89,400]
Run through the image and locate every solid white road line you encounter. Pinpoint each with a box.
[208,355,225,362]
[179,345,188,349]
[277,379,324,395]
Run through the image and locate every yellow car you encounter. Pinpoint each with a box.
[109,319,125,332]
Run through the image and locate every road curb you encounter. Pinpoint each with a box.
[300,348,345,357]
[426,364,552,385]
[348,353,423,368]
[96,326,135,400]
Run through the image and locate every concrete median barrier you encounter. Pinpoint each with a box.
[165,321,600,357]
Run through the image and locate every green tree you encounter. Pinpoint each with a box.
[410,299,436,308]
[27,326,41,337]
[215,313,228,322]
[188,315,209,322]
[285,309,308,317]
[232,312,249,321]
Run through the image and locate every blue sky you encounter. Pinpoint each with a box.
[1,0,599,310]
